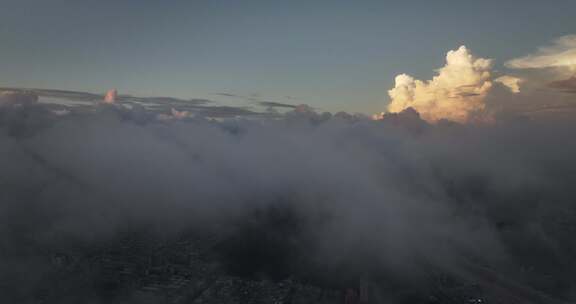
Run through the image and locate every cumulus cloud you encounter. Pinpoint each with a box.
[103,88,117,104]
[495,75,523,93]
[506,35,576,75]
[387,46,493,123]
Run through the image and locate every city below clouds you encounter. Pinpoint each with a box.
[1,3,576,302]
[1,85,576,302]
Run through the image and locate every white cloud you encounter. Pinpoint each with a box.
[495,75,523,93]
[506,35,576,74]
[387,46,493,123]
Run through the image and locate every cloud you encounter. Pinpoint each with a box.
[1,102,576,302]
[506,35,576,75]
[548,76,576,93]
[387,46,493,123]
[0,90,38,107]
[258,101,297,109]
[0,87,101,102]
[495,75,523,93]
[0,87,282,120]
[103,89,117,104]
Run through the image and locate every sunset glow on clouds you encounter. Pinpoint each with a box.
[383,35,576,123]
[2,2,576,302]
[387,46,493,123]
[506,35,576,74]
[495,75,523,94]
[506,35,576,94]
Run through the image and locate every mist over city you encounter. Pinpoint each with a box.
[1,1,576,303]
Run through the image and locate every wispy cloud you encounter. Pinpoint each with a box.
[506,35,576,74]
[258,101,297,109]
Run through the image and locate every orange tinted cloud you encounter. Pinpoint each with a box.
[387,46,492,123]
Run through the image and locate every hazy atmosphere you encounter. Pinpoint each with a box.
[1,1,576,303]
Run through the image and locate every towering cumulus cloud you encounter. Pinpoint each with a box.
[387,46,492,123]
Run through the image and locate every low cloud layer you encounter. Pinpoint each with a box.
[1,99,576,302]
[2,34,576,302]
[0,90,39,107]
[387,46,493,123]
[549,76,576,93]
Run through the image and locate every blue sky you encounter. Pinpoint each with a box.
[0,0,574,114]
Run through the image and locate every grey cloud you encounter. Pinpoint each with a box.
[258,101,297,109]
[0,103,575,302]
[0,87,102,101]
[548,76,576,93]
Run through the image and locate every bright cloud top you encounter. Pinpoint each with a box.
[506,35,576,73]
[387,46,493,123]
[495,75,523,93]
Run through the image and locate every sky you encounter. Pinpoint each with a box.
[3,2,576,302]
[0,0,575,114]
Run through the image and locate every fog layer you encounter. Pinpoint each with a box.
[1,103,575,302]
